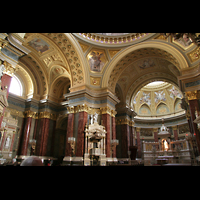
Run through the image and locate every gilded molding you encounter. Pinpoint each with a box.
[39,111,57,120]
[115,118,134,126]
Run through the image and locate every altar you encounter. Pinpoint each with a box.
[142,119,191,165]
[84,113,107,166]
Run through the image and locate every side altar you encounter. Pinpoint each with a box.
[84,113,107,166]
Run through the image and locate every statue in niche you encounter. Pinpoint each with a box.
[93,112,98,123]
[0,64,5,81]
[5,135,10,149]
[90,112,98,125]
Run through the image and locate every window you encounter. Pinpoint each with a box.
[9,75,22,96]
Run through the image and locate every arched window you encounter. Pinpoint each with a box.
[9,75,22,96]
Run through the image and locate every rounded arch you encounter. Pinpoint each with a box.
[102,40,189,91]
[64,33,90,86]
[49,75,71,103]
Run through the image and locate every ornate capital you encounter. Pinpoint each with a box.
[67,106,75,114]
[172,125,178,131]
[153,128,158,132]
[136,127,141,132]
[75,104,89,113]
[185,90,200,100]
[100,106,112,116]
[0,38,8,49]
[3,61,18,77]
[38,111,57,120]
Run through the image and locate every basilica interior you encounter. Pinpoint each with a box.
[0,33,200,166]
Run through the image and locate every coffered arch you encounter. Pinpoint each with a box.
[102,40,189,93]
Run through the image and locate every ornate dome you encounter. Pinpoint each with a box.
[132,81,184,119]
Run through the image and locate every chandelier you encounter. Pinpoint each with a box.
[160,33,200,46]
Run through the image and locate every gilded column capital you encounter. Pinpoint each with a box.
[0,38,8,49]
[153,128,158,132]
[24,110,34,118]
[136,127,141,132]
[172,125,178,131]
[75,104,89,113]
[100,106,112,116]
[2,60,18,77]
[67,106,75,114]
[38,111,57,120]
[185,90,200,100]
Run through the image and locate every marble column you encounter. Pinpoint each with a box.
[17,110,34,156]
[153,128,158,142]
[102,113,111,157]
[112,116,116,157]
[136,127,141,158]
[76,111,88,157]
[172,126,178,140]
[121,123,129,158]
[65,113,74,157]
[20,117,32,155]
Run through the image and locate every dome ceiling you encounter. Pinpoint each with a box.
[132,81,184,118]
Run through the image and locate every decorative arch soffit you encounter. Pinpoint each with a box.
[102,41,189,93]
[23,33,88,96]
[42,33,88,87]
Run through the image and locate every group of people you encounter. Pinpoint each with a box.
[0,156,64,166]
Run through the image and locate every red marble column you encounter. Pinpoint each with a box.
[112,116,116,157]
[40,118,50,156]
[136,128,141,158]
[0,74,12,128]
[153,128,158,142]
[20,117,32,155]
[130,126,133,146]
[35,118,50,156]
[65,113,74,157]
[102,113,110,157]
[188,99,200,152]
[76,111,88,157]
[121,124,129,158]
[172,126,178,140]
